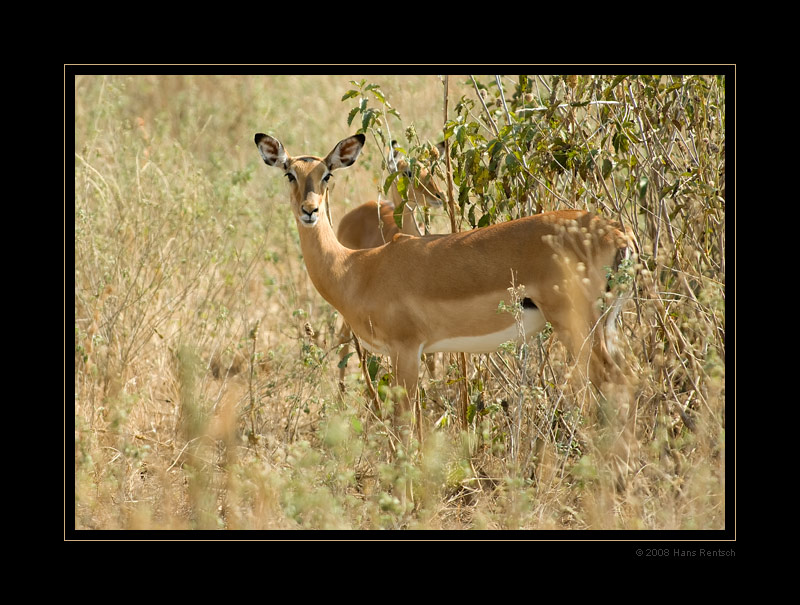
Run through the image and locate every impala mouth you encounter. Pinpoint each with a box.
[299,205,320,226]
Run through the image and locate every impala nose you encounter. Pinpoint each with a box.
[300,205,319,224]
[299,192,321,224]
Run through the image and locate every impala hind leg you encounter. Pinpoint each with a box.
[542,299,635,492]
[589,320,628,389]
[536,298,613,391]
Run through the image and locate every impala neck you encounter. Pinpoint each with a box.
[399,200,423,236]
[295,190,354,307]
[389,186,424,236]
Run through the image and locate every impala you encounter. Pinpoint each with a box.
[255,133,631,429]
[336,141,445,249]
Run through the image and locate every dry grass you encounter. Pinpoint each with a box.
[70,72,729,537]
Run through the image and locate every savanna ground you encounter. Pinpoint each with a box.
[71,72,730,536]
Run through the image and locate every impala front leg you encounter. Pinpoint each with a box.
[391,344,423,441]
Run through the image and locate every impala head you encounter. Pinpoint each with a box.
[255,133,366,228]
[387,140,445,209]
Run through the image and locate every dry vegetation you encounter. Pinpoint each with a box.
[71,73,728,534]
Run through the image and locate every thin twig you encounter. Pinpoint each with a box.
[470,75,500,137]
[443,75,459,235]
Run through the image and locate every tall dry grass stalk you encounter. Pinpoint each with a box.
[72,73,727,533]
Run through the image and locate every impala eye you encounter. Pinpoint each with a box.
[322,173,332,184]
[285,173,296,183]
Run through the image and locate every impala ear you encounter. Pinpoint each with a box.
[388,140,412,176]
[325,134,365,170]
[255,133,289,169]
[387,140,400,172]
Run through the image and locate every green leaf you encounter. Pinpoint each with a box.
[638,175,649,200]
[337,351,355,369]
[466,403,476,425]
[504,152,518,171]
[371,88,386,104]
[395,173,409,199]
[383,171,399,195]
[367,355,381,382]
[377,372,393,401]
[361,109,374,132]
[341,89,359,101]
[393,202,405,230]
[603,75,628,100]
[463,148,477,176]
[455,124,466,146]
[664,80,685,94]
[609,75,628,89]
[612,131,629,155]
[458,181,470,206]
[601,158,613,179]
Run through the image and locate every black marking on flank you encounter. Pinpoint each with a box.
[522,297,537,309]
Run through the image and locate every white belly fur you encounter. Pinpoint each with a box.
[424,307,546,354]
